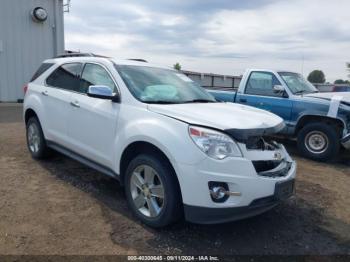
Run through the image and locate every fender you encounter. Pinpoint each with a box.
[112,109,206,175]
[23,91,48,137]
[294,113,346,136]
[290,97,346,134]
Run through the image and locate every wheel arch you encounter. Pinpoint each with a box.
[295,115,344,137]
[24,108,38,124]
[119,141,181,194]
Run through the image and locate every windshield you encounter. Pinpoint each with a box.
[114,65,216,104]
[279,72,318,95]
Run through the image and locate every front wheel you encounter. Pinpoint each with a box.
[297,123,339,161]
[124,154,182,227]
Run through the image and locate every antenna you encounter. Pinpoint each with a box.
[301,52,304,75]
[63,0,71,13]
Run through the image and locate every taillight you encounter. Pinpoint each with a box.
[23,84,28,95]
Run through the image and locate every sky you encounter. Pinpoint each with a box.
[64,0,350,82]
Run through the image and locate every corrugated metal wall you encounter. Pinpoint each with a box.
[0,0,64,102]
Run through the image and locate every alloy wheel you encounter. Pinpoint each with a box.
[129,164,165,218]
[27,123,40,153]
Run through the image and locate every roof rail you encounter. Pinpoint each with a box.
[128,58,148,63]
[54,52,110,59]
[55,52,94,58]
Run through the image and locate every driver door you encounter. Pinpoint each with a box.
[237,71,292,120]
[66,63,120,168]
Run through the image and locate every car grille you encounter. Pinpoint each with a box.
[253,160,292,178]
[246,136,278,151]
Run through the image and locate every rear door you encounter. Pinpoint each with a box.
[66,63,120,168]
[236,71,292,120]
[44,63,82,146]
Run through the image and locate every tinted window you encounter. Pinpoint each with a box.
[79,64,116,94]
[245,72,282,97]
[46,63,82,91]
[30,63,54,82]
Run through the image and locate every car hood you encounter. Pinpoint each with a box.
[305,92,350,104]
[148,102,284,138]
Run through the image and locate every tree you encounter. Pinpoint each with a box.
[307,70,326,83]
[173,62,181,71]
[334,79,350,84]
[347,63,350,78]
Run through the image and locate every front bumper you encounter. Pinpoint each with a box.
[341,133,350,149]
[184,179,295,224]
[174,143,297,223]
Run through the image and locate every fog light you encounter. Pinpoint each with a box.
[208,182,229,203]
[211,186,226,199]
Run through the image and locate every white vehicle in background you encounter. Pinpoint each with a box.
[23,53,296,227]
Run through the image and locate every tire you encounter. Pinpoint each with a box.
[124,154,182,227]
[26,117,51,159]
[297,123,340,161]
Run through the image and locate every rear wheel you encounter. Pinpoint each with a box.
[26,117,51,159]
[124,154,182,227]
[297,123,339,161]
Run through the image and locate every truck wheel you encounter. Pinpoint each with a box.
[124,154,182,227]
[297,123,339,161]
[26,117,51,159]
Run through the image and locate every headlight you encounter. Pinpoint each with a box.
[189,126,242,160]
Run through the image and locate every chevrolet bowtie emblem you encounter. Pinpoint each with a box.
[274,152,282,160]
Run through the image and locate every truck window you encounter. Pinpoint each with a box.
[278,72,318,94]
[245,72,282,97]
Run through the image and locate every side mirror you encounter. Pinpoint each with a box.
[273,85,285,93]
[87,85,120,102]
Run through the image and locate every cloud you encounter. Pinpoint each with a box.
[65,0,350,81]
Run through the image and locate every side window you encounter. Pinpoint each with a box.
[46,63,82,91]
[245,72,282,97]
[79,64,117,94]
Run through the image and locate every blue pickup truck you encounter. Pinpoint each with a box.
[209,69,350,161]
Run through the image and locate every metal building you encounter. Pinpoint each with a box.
[0,0,65,102]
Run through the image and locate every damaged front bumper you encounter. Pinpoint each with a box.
[184,178,295,224]
[177,137,296,224]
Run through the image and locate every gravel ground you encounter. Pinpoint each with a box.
[0,104,349,255]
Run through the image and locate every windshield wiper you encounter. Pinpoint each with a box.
[144,100,180,104]
[183,99,217,103]
[294,90,307,95]
[294,90,319,95]
[144,99,216,104]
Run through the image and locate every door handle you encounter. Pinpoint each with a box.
[41,90,48,96]
[259,102,264,106]
[70,101,80,108]
[239,98,247,103]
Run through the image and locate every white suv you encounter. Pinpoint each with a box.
[24,54,296,227]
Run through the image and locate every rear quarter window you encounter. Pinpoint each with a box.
[30,63,54,82]
[46,63,82,91]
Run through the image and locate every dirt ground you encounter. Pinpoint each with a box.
[0,103,349,255]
